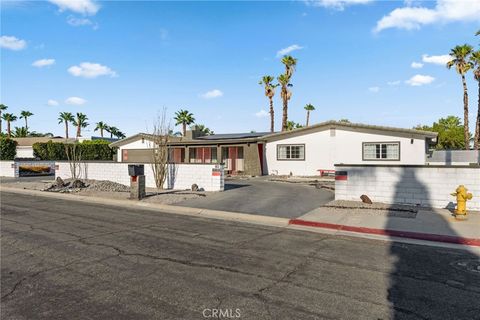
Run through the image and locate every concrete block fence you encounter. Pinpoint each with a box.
[55,161,225,192]
[0,160,55,178]
[335,165,480,210]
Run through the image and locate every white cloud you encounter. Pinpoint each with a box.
[304,0,373,10]
[255,110,269,118]
[32,58,55,68]
[368,86,380,93]
[48,0,99,15]
[387,80,401,86]
[67,16,98,29]
[68,62,117,78]
[0,35,27,50]
[374,0,480,32]
[405,74,435,86]
[65,97,86,105]
[201,89,223,99]
[422,54,452,65]
[47,99,59,106]
[276,44,303,57]
[411,62,423,69]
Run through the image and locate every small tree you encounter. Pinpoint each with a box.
[148,109,171,190]
[65,143,84,180]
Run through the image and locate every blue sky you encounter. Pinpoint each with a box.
[1,0,480,137]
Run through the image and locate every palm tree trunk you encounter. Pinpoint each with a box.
[100,129,104,138]
[269,97,274,133]
[25,118,28,131]
[183,123,187,137]
[77,125,81,138]
[461,75,470,150]
[281,91,288,132]
[7,121,11,138]
[474,81,480,150]
[65,121,69,139]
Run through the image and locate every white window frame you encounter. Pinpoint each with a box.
[362,142,400,161]
[277,144,305,161]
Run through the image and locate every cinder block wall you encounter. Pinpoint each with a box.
[335,165,480,210]
[0,161,16,177]
[55,162,224,191]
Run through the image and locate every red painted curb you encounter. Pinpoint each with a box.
[289,219,480,247]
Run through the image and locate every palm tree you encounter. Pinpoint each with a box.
[277,74,293,131]
[115,130,126,139]
[259,75,278,132]
[73,112,89,138]
[0,104,7,133]
[12,127,28,137]
[304,104,315,127]
[281,55,298,78]
[19,110,33,132]
[192,124,214,135]
[58,112,74,139]
[471,50,480,150]
[2,113,17,138]
[174,110,195,136]
[279,55,298,131]
[285,120,303,131]
[447,44,474,150]
[168,129,182,137]
[94,121,109,138]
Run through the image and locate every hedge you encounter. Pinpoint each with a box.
[33,140,115,161]
[0,138,17,160]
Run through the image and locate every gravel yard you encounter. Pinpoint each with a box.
[0,177,209,205]
[322,200,419,218]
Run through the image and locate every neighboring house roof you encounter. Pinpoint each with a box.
[262,120,438,141]
[109,132,268,148]
[13,137,77,146]
[110,121,438,148]
[195,132,270,140]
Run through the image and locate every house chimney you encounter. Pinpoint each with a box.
[185,126,206,140]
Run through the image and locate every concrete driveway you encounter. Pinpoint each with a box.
[175,178,334,218]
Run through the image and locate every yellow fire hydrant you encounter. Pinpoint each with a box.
[451,185,473,216]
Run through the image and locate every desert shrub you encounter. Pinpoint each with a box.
[0,138,17,160]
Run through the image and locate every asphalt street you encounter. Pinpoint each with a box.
[1,191,480,319]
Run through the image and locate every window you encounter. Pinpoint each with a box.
[363,142,400,160]
[189,147,218,163]
[277,144,305,160]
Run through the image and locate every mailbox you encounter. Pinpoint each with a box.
[128,164,144,176]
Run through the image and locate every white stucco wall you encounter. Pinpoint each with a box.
[265,128,428,176]
[335,165,480,210]
[0,161,16,177]
[115,139,150,162]
[15,146,35,158]
[55,162,224,191]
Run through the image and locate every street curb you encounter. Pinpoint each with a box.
[0,186,290,228]
[289,219,480,247]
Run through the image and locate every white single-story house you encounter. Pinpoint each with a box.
[109,121,438,176]
[263,121,437,176]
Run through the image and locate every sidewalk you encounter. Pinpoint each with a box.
[291,206,480,246]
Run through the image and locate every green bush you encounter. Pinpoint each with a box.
[33,140,115,161]
[0,138,17,160]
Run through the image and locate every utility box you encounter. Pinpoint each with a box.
[128,164,144,177]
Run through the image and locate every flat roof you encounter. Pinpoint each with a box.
[195,132,271,140]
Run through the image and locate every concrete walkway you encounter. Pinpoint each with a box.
[292,206,480,246]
